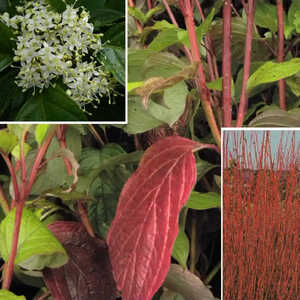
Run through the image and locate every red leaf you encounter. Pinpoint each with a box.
[107,136,200,300]
[43,221,117,300]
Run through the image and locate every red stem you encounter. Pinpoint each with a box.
[179,0,220,147]
[0,184,10,213]
[19,132,27,201]
[147,0,152,10]
[222,0,233,127]
[1,153,20,206]
[1,201,25,289]
[236,0,256,127]
[276,0,286,110]
[25,128,56,199]
[56,126,72,176]
[162,0,193,62]
[78,200,95,238]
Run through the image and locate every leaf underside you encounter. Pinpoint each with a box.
[107,136,198,300]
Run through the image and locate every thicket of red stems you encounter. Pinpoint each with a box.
[223,131,299,299]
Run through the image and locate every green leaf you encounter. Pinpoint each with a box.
[0,53,12,72]
[121,97,163,134]
[148,28,179,52]
[288,1,300,31]
[147,81,188,126]
[185,191,220,210]
[247,58,300,93]
[0,130,18,154]
[249,108,300,127]
[172,227,189,268]
[0,21,15,55]
[0,207,68,270]
[102,22,125,47]
[35,124,51,146]
[128,6,147,24]
[128,81,144,93]
[15,86,88,121]
[286,73,300,96]
[11,143,31,160]
[0,290,25,299]
[254,1,277,32]
[45,0,66,13]
[100,46,125,86]
[207,77,235,97]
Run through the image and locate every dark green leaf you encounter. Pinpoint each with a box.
[102,22,125,47]
[45,0,66,13]
[0,53,12,72]
[100,47,125,86]
[15,86,88,121]
[0,21,15,54]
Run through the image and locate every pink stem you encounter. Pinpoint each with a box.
[222,0,233,127]
[236,0,256,127]
[276,0,286,110]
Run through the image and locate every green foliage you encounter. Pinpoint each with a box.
[185,192,220,210]
[0,130,18,154]
[0,207,68,270]
[254,0,277,33]
[247,58,300,93]
[172,228,190,268]
[15,86,88,121]
[0,290,25,299]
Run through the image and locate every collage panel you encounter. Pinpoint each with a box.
[0,1,125,122]
[222,129,299,299]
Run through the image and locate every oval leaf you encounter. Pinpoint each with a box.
[0,208,68,270]
[247,58,300,93]
[185,191,221,210]
[107,136,199,300]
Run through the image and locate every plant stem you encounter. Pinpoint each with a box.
[25,127,56,199]
[19,131,27,201]
[205,261,221,284]
[222,0,233,127]
[276,0,286,110]
[1,153,20,206]
[236,0,256,127]
[190,212,197,274]
[147,0,152,10]
[179,0,221,147]
[56,125,72,176]
[0,185,10,214]
[78,200,95,238]
[162,0,193,62]
[1,201,25,290]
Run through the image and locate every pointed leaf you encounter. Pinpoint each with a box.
[35,124,51,146]
[247,58,300,93]
[44,221,117,300]
[11,143,31,160]
[0,208,68,270]
[107,136,199,300]
[172,227,189,268]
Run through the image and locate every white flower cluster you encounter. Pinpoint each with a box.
[1,0,111,107]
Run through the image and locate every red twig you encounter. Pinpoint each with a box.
[276,0,286,110]
[222,0,233,127]
[179,0,221,147]
[78,200,95,238]
[19,132,28,202]
[147,0,152,10]
[0,184,9,213]
[56,125,72,176]
[236,0,256,127]
[25,128,56,199]
[162,0,193,62]
[1,201,25,289]
[1,153,20,207]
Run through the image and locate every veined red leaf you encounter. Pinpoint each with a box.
[107,136,203,300]
[43,221,117,300]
